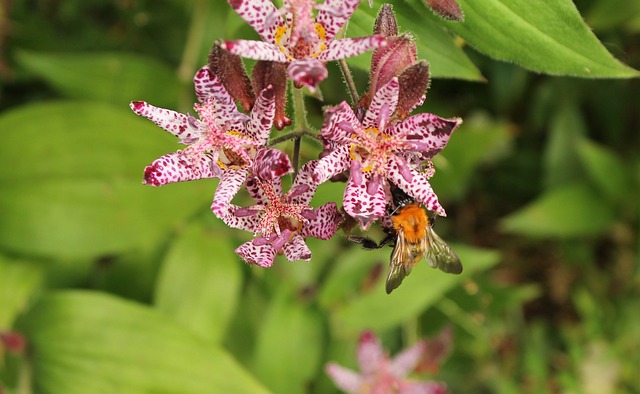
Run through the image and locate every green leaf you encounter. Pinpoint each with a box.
[331,244,500,334]
[501,183,617,237]
[431,113,513,201]
[434,0,640,78]
[543,104,587,189]
[585,0,640,31]
[576,139,629,203]
[0,102,212,260]
[252,289,324,394]
[348,2,483,80]
[17,291,271,394]
[15,51,182,108]
[155,220,242,343]
[0,256,44,328]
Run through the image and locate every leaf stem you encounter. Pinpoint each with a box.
[339,58,360,105]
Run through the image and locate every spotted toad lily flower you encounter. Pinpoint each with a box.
[313,77,461,229]
[326,331,447,394]
[222,161,343,267]
[223,0,386,90]
[131,66,278,217]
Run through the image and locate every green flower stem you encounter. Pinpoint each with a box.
[290,86,309,177]
[177,0,209,112]
[339,58,360,105]
[268,130,319,146]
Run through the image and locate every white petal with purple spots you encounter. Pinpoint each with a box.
[235,241,276,267]
[130,101,196,142]
[315,0,362,41]
[300,202,343,240]
[363,77,399,130]
[282,235,312,262]
[211,168,248,218]
[143,151,220,186]
[226,0,281,43]
[387,156,445,216]
[387,113,461,158]
[223,40,289,62]
[246,86,276,144]
[317,35,386,62]
[343,173,387,229]
[312,144,350,184]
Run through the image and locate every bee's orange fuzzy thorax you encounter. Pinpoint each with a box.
[391,203,429,244]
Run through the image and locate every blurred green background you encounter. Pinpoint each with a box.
[1,0,639,393]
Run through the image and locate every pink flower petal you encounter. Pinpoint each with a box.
[300,202,343,240]
[400,382,448,394]
[235,241,276,267]
[389,341,426,377]
[388,114,461,158]
[312,144,350,184]
[130,101,195,142]
[250,148,293,182]
[223,40,289,62]
[317,35,386,62]
[226,0,281,43]
[321,101,360,143]
[344,174,387,229]
[143,151,220,186]
[211,168,248,217]
[287,58,329,89]
[282,234,312,261]
[222,204,261,231]
[289,161,319,205]
[245,174,281,205]
[315,0,362,41]
[246,85,276,145]
[358,331,386,375]
[387,157,445,216]
[325,363,363,394]
[364,77,399,129]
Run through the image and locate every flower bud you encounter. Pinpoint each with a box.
[425,0,464,21]
[252,61,292,130]
[208,43,255,112]
[396,60,430,119]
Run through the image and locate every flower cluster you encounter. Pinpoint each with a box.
[325,329,453,393]
[131,0,462,269]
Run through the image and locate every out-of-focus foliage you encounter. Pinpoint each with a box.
[1,0,638,393]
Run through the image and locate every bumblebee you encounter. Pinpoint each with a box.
[349,187,462,294]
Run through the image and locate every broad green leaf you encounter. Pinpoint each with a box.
[433,0,640,78]
[0,256,44,328]
[155,220,242,343]
[0,102,212,260]
[252,289,324,394]
[15,51,182,108]
[501,183,616,237]
[586,0,640,31]
[543,104,586,189]
[576,139,629,203]
[17,291,271,394]
[348,1,483,80]
[431,113,513,201]
[331,244,500,334]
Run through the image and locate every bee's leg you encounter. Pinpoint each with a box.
[347,234,395,249]
[346,235,383,249]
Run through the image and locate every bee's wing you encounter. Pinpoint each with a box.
[386,229,425,294]
[425,228,463,274]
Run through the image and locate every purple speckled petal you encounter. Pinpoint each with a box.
[227,0,281,43]
[325,363,363,394]
[246,85,276,144]
[235,241,276,267]
[312,144,350,184]
[282,234,312,262]
[321,101,361,143]
[317,35,386,62]
[143,151,220,186]
[387,156,445,216]
[250,148,293,182]
[300,202,343,240]
[194,66,245,130]
[389,341,426,376]
[130,101,197,142]
[290,161,319,205]
[358,331,386,375]
[388,113,461,158]
[223,40,289,62]
[211,168,248,218]
[363,77,399,129]
[287,59,328,90]
[222,204,261,231]
[245,173,283,205]
[315,0,362,41]
[343,173,386,229]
